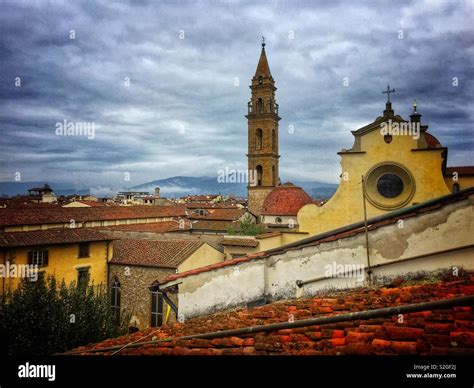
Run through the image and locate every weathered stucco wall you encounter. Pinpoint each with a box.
[173,195,474,319]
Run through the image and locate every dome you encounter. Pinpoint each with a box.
[261,182,313,216]
[424,132,442,148]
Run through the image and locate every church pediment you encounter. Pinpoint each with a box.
[352,114,407,137]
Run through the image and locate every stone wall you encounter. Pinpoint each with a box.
[109,264,177,330]
[248,186,273,216]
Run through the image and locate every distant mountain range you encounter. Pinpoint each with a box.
[0,176,338,199]
[130,176,338,199]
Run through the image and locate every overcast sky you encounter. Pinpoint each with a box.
[0,0,473,193]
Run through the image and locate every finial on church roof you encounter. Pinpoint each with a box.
[382,85,395,103]
[410,99,422,123]
[254,37,272,80]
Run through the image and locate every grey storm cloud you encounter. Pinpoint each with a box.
[0,0,473,189]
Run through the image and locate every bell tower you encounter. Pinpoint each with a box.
[246,39,280,216]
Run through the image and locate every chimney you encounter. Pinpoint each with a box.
[155,187,160,198]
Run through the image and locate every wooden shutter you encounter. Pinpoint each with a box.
[28,251,33,265]
[42,250,49,266]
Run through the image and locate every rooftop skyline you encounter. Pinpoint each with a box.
[1,0,472,194]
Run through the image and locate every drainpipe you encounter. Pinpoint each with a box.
[361,175,372,283]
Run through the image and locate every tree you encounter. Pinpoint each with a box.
[0,274,128,356]
[227,214,264,236]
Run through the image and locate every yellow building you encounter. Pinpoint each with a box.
[0,228,114,294]
[222,231,308,259]
[298,94,472,236]
[444,166,474,192]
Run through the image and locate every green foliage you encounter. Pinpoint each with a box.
[0,274,128,356]
[227,214,264,236]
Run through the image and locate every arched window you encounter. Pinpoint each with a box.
[272,129,276,149]
[111,277,121,325]
[257,98,263,113]
[256,165,263,186]
[150,282,164,327]
[256,128,263,150]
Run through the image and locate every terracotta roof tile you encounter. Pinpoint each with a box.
[188,208,247,221]
[424,132,442,148]
[261,183,313,216]
[0,228,114,247]
[221,238,259,247]
[74,274,474,356]
[190,220,237,231]
[0,205,187,227]
[95,221,190,233]
[445,166,474,176]
[111,239,204,268]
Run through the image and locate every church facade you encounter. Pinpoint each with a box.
[246,43,473,239]
[297,96,458,235]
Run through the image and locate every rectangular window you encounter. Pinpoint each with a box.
[77,267,89,288]
[78,242,90,258]
[150,290,163,327]
[28,250,49,267]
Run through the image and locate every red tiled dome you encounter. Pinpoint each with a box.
[261,182,313,216]
[424,132,442,148]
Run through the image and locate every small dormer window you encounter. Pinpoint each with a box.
[258,76,263,85]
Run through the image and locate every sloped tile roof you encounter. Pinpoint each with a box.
[73,274,474,356]
[95,221,190,233]
[110,239,204,268]
[0,228,114,247]
[221,238,259,247]
[445,166,474,176]
[0,205,187,227]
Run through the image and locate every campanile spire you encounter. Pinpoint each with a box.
[246,40,280,216]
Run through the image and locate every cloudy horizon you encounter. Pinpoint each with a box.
[0,0,473,192]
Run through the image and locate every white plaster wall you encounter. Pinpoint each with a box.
[174,196,474,318]
[178,261,266,319]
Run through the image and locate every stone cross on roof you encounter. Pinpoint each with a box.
[382,85,395,103]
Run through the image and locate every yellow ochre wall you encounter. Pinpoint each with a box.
[177,243,224,273]
[1,241,112,292]
[298,129,451,236]
[223,232,309,259]
[444,176,474,192]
